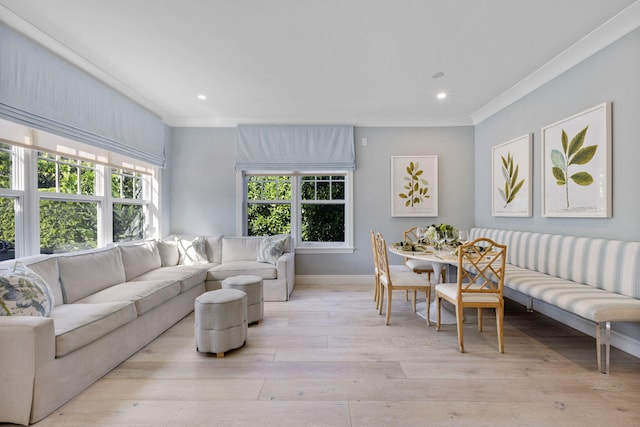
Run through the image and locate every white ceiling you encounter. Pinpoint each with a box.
[1,0,639,127]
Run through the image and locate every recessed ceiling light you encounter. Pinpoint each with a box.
[437,92,447,100]
[432,72,445,79]
[197,94,207,100]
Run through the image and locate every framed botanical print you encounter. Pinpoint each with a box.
[541,102,612,217]
[391,155,438,217]
[492,134,532,217]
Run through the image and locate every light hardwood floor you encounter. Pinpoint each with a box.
[15,283,640,426]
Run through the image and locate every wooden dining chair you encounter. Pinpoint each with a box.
[435,237,507,353]
[374,232,431,325]
[371,229,412,311]
[370,229,382,308]
[403,226,446,283]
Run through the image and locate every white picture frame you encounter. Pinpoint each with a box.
[391,155,438,217]
[541,102,612,218]
[492,134,532,217]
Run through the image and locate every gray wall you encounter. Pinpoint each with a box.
[169,127,238,235]
[168,29,639,275]
[168,125,475,275]
[474,28,640,241]
[166,27,639,348]
[474,28,640,342]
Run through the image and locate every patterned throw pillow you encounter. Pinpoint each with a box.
[177,236,209,265]
[0,261,54,316]
[257,235,288,265]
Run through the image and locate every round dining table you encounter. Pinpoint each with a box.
[387,245,459,324]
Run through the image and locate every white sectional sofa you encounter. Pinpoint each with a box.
[179,234,296,301]
[0,234,294,425]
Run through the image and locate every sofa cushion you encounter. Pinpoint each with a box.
[58,247,126,303]
[0,261,54,316]
[118,240,162,281]
[51,301,137,357]
[76,280,181,316]
[208,261,277,281]
[131,265,209,293]
[470,228,640,298]
[157,239,179,266]
[1,255,64,308]
[257,234,288,265]
[177,236,209,265]
[205,235,223,264]
[21,256,63,307]
[502,264,640,322]
[221,237,262,263]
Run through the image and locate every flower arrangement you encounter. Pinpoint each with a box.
[423,224,458,248]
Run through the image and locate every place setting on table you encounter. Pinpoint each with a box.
[389,224,469,265]
[387,224,470,324]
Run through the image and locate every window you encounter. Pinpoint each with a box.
[0,119,159,258]
[246,175,291,236]
[0,142,11,189]
[37,152,99,253]
[300,175,345,243]
[243,172,353,253]
[112,168,148,242]
[0,196,16,261]
[0,142,18,260]
[235,125,354,252]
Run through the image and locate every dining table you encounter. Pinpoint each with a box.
[387,244,459,324]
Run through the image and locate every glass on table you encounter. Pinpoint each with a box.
[434,231,446,250]
[457,230,469,245]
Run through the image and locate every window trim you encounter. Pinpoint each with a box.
[237,170,355,254]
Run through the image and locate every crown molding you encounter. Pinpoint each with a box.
[0,5,171,122]
[471,1,640,125]
[4,2,639,129]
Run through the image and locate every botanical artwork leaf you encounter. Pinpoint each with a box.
[570,171,594,186]
[398,160,430,209]
[552,167,566,185]
[569,145,597,165]
[550,150,565,170]
[551,125,597,208]
[567,127,588,158]
[498,151,525,208]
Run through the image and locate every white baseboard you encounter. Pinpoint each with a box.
[295,275,372,287]
[294,275,640,359]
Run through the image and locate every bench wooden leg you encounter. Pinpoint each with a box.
[596,321,611,374]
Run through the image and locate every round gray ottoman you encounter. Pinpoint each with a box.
[221,275,264,324]
[195,289,247,357]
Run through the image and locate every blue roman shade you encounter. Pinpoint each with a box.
[0,23,166,167]
[236,125,355,171]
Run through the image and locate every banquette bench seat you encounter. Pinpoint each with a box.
[469,228,640,373]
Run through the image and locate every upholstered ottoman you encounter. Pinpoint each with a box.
[221,275,264,324]
[195,289,247,357]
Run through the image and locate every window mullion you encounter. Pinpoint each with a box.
[23,148,40,255]
[76,161,81,195]
[98,165,110,247]
[291,175,301,247]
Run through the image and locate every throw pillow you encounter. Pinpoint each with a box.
[177,236,209,265]
[158,239,180,266]
[257,234,288,265]
[0,261,54,316]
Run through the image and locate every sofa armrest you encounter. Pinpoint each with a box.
[0,316,55,426]
[276,252,296,299]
